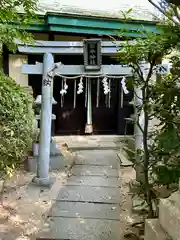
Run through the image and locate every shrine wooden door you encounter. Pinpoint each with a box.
[91,78,119,134]
[53,77,86,135]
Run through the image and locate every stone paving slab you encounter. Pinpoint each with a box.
[37,217,121,240]
[49,202,120,220]
[67,142,99,151]
[66,141,120,151]
[117,152,133,167]
[98,142,117,148]
[76,149,117,156]
[69,146,120,151]
[53,135,126,143]
[71,165,118,177]
[66,176,120,187]
[75,150,118,168]
[56,186,120,204]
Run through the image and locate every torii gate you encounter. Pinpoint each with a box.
[17,40,139,186]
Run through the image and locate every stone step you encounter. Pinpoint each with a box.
[67,144,120,151]
[53,135,131,143]
[48,202,121,220]
[71,165,118,177]
[66,176,120,187]
[36,217,121,240]
[55,185,120,204]
[53,135,131,151]
[159,192,180,240]
[75,150,118,168]
[144,219,170,240]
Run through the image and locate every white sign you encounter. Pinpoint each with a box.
[156,64,170,75]
[140,63,170,75]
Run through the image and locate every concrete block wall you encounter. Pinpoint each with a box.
[145,219,169,240]
[9,54,28,86]
[144,192,180,240]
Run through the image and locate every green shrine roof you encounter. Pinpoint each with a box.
[19,1,161,37]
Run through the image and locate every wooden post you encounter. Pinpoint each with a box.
[32,52,54,186]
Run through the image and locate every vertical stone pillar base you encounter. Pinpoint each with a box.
[85,124,93,134]
[32,176,55,187]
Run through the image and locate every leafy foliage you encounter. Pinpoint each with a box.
[150,67,180,185]
[0,0,36,181]
[0,0,37,52]
[118,26,180,217]
[0,71,34,178]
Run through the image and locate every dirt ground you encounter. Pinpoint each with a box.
[0,156,136,240]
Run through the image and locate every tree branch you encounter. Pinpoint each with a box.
[172,5,180,22]
[129,63,145,83]
[148,0,179,25]
[134,90,143,101]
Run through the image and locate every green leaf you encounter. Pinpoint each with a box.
[126,8,133,15]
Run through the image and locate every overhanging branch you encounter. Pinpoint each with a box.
[148,0,180,25]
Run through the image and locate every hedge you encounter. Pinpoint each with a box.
[0,71,34,177]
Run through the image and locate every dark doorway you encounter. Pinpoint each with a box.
[54,55,120,135]
[53,76,86,135]
[54,55,85,135]
[53,77,119,135]
[91,78,118,134]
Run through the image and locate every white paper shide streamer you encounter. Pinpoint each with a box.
[77,76,84,94]
[60,78,68,107]
[121,77,129,94]
[60,78,68,96]
[102,77,110,95]
[121,77,129,108]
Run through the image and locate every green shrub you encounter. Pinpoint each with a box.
[0,71,34,177]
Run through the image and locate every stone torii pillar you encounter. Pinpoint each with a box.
[32,52,54,186]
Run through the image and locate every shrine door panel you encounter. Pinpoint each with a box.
[54,55,85,135]
[54,77,86,135]
[91,78,118,134]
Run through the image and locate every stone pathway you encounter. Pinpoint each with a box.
[38,150,122,240]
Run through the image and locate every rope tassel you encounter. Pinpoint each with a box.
[85,77,88,107]
[60,79,64,108]
[121,86,123,108]
[77,76,83,94]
